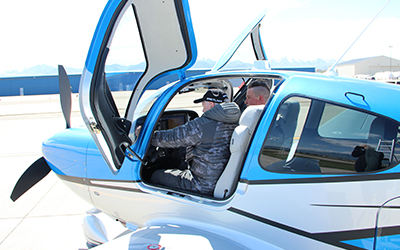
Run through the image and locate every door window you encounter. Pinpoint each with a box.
[105,5,145,116]
[260,97,400,174]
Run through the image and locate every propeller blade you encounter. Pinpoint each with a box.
[58,65,72,128]
[10,157,51,202]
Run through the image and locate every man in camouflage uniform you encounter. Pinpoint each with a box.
[150,89,241,196]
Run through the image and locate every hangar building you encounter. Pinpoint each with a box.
[335,55,400,77]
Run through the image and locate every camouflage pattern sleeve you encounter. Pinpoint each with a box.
[151,118,204,148]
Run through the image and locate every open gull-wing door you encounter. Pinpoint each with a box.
[79,0,196,173]
[212,9,268,72]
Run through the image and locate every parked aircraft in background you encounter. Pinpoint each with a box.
[11,0,399,249]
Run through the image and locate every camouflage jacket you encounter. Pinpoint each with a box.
[151,102,241,195]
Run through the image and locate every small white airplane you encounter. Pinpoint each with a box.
[11,0,400,249]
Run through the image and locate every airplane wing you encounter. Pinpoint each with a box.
[93,224,284,250]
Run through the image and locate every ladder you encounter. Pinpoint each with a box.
[377,139,399,165]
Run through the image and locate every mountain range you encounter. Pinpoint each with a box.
[0,58,335,77]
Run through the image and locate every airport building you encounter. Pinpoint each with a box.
[335,55,400,78]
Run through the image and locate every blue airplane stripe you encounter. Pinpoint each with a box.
[342,234,400,250]
[228,207,400,249]
[342,238,374,250]
[228,207,367,249]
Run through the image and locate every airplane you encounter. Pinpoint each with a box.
[10,0,400,249]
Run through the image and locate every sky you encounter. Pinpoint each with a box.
[0,0,399,74]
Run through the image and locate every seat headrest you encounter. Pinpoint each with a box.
[368,117,398,147]
[239,105,264,130]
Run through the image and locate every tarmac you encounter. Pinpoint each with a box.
[0,90,208,249]
[0,93,129,250]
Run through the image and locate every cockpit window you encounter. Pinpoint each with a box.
[260,97,400,174]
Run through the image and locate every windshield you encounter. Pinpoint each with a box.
[128,77,237,144]
[128,82,175,142]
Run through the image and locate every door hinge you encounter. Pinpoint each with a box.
[125,145,145,165]
[90,122,101,134]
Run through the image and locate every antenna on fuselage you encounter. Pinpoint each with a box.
[325,0,390,76]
